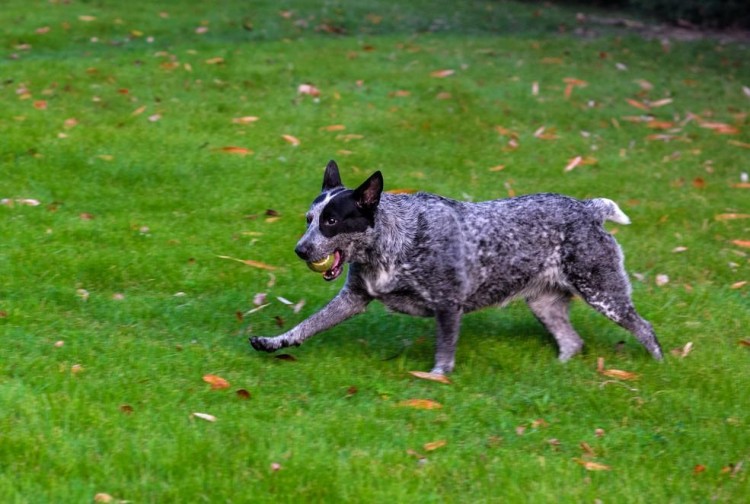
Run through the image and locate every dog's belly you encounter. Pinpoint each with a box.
[377,290,435,317]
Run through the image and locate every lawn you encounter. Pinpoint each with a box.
[1,0,749,502]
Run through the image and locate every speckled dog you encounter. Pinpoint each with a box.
[250,160,663,374]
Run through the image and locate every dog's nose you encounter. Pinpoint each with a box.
[295,242,311,261]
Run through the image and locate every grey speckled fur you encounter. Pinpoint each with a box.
[251,162,663,374]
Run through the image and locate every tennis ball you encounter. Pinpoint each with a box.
[307,255,335,272]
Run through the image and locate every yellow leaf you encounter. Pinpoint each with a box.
[408,371,451,384]
[203,374,230,390]
[78,15,97,22]
[397,399,443,410]
[321,124,346,131]
[132,105,147,116]
[423,440,447,451]
[730,281,748,289]
[596,357,639,380]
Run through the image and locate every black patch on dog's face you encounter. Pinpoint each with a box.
[319,190,374,238]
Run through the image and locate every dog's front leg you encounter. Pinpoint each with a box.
[250,288,370,352]
[431,305,463,375]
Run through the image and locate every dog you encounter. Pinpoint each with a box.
[250,160,663,374]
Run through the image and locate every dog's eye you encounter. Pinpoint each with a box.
[325,217,338,226]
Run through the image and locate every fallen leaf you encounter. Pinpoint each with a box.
[739,339,750,347]
[716,213,750,221]
[564,156,583,172]
[730,281,747,289]
[216,255,277,270]
[671,341,694,358]
[390,90,411,97]
[232,116,259,124]
[656,274,670,286]
[321,124,346,131]
[649,98,673,108]
[574,458,612,471]
[93,494,114,503]
[218,146,254,156]
[701,122,740,135]
[489,165,506,172]
[732,240,750,249]
[71,364,84,374]
[205,57,224,65]
[203,374,230,390]
[397,399,443,410]
[580,442,596,456]
[132,105,147,116]
[626,98,650,111]
[236,389,251,400]
[192,412,217,422]
[423,440,447,451]
[672,246,688,253]
[271,462,282,471]
[694,464,707,474]
[119,404,134,414]
[298,84,321,97]
[596,357,639,380]
[647,120,676,129]
[408,371,451,384]
[78,15,97,22]
[728,140,750,149]
[33,100,48,110]
[430,69,455,78]
[148,114,161,122]
[282,134,300,146]
[732,183,750,188]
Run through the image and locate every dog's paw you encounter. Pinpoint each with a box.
[249,337,280,352]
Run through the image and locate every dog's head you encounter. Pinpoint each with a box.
[294,160,383,281]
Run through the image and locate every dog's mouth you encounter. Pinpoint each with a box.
[322,249,345,281]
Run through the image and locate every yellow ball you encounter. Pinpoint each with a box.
[307,255,335,272]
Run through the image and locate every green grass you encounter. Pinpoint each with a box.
[2,1,749,502]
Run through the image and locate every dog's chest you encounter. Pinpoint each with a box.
[362,265,398,297]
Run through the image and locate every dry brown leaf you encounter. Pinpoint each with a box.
[649,98,673,108]
[647,120,676,130]
[321,124,346,131]
[298,84,321,97]
[430,69,455,78]
[282,134,300,146]
[580,442,596,456]
[626,98,650,111]
[732,240,750,249]
[218,146,254,156]
[232,116,259,124]
[488,165,506,172]
[217,255,278,271]
[739,339,750,347]
[596,357,639,380]
[728,140,750,149]
[423,440,447,451]
[205,57,224,65]
[701,122,740,135]
[564,156,583,172]
[203,374,230,390]
[94,494,114,503]
[408,371,451,384]
[397,399,443,410]
[732,183,750,188]
[574,458,612,471]
[132,105,147,116]
[716,213,750,221]
[236,389,251,399]
[730,281,748,289]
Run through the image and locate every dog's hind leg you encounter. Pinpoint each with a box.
[430,305,463,375]
[527,292,584,361]
[567,256,663,360]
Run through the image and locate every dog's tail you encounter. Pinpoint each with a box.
[587,198,631,225]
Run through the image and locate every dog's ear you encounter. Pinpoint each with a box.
[322,160,343,191]
[354,171,383,210]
